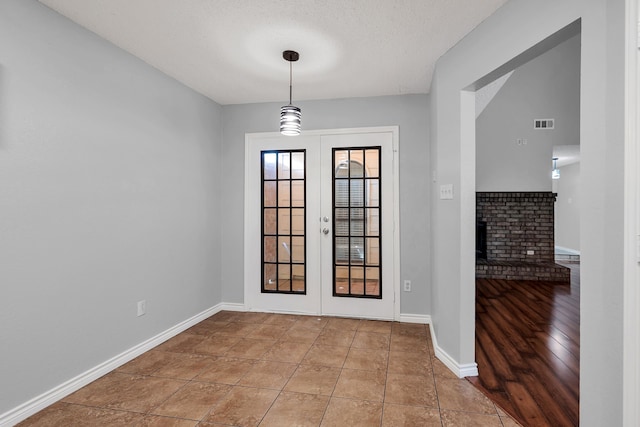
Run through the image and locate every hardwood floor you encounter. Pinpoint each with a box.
[469,262,580,427]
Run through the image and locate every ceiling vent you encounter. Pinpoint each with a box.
[534,118,555,129]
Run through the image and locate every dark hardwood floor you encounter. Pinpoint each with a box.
[468,262,580,427]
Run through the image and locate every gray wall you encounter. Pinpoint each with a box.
[430,0,625,424]
[221,95,430,315]
[476,34,581,191]
[0,0,223,414]
[554,162,581,251]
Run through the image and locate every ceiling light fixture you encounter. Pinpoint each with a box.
[280,50,301,136]
[552,157,560,180]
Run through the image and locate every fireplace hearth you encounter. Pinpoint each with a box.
[475,192,569,282]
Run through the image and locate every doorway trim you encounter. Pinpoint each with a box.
[243,126,400,321]
[623,0,639,424]
[458,21,583,378]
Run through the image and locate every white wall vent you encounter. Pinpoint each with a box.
[534,118,555,129]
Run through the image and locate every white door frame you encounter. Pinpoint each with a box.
[623,0,639,425]
[243,126,400,321]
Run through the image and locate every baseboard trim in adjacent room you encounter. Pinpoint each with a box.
[0,304,225,427]
[428,323,479,378]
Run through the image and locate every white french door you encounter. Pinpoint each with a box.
[244,127,399,320]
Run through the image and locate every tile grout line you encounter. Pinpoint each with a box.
[378,328,392,427]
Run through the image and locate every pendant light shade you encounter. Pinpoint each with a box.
[280,50,301,136]
[280,105,301,136]
[552,157,560,180]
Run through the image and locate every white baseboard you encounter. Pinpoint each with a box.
[554,245,581,255]
[0,304,225,427]
[395,315,478,377]
[217,303,246,312]
[398,313,431,324]
[428,323,479,378]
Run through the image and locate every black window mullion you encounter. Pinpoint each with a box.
[377,147,382,299]
[303,151,307,293]
[332,149,336,296]
[288,153,293,292]
[362,152,367,296]
[275,154,280,291]
[347,150,352,296]
[261,154,265,292]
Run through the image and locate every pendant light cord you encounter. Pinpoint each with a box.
[289,61,293,105]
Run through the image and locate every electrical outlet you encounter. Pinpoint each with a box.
[137,300,146,317]
[403,280,411,292]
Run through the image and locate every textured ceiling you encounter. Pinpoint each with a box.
[38,0,509,105]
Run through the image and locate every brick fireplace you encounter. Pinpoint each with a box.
[475,192,570,282]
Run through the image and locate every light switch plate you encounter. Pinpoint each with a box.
[439,184,454,200]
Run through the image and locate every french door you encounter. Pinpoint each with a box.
[244,127,398,320]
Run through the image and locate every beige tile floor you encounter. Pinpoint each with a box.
[18,311,522,427]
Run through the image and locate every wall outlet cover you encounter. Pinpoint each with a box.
[137,300,146,317]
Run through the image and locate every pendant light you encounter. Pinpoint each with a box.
[280,50,301,136]
[552,157,560,180]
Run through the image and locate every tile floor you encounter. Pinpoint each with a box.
[18,311,522,427]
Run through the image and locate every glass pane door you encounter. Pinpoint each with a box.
[320,131,395,320]
[332,147,381,298]
[246,129,396,320]
[261,150,306,294]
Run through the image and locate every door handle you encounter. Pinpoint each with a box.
[322,228,330,235]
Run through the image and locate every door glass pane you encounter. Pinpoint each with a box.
[335,180,348,207]
[263,153,277,180]
[366,179,380,207]
[335,237,349,263]
[349,150,365,177]
[278,209,291,234]
[350,180,364,206]
[278,236,291,262]
[278,152,290,179]
[365,267,380,296]
[264,209,276,235]
[366,237,380,265]
[261,150,306,294]
[350,267,365,295]
[332,146,382,298]
[350,237,365,263]
[335,266,349,295]
[291,181,304,207]
[278,181,290,207]
[291,152,305,179]
[292,265,305,292]
[365,149,379,178]
[264,264,277,290]
[278,264,291,291]
[291,208,305,234]
[264,237,277,263]
[291,236,305,263]
[351,208,364,236]
[264,182,276,207]
[365,208,379,236]
[334,209,349,236]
